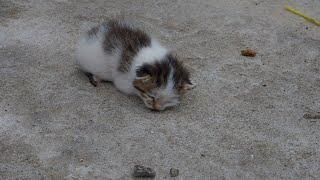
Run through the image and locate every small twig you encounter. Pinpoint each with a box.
[285,5,320,26]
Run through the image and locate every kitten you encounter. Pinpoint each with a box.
[75,20,194,111]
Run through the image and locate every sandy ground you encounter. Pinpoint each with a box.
[0,0,320,179]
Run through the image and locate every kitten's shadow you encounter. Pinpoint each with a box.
[75,68,113,85]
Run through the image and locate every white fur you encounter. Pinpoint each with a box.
[164,68,175,95]
[113,39,168,94]
[75,25,119,82]
[132,39,167,67]
[75,28,168,95]
[75,39,119,82]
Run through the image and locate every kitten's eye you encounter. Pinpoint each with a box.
[147,94,155,99]
[134,86,145,93]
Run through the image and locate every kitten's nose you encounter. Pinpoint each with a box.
[153,101,161,111]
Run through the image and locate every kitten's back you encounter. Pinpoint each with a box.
[102,20,152,72]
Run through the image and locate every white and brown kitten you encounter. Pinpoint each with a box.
[75,20,194,111]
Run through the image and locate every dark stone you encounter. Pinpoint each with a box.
[133,165,156,178]
[303,113,320,119]
[170,168,179,177]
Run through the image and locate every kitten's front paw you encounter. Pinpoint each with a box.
[85,72,100,87]
[89,77,98,87]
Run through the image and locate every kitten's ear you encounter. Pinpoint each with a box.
[182,82,196,90]
[179,81,195,94]
[182,82,196,91]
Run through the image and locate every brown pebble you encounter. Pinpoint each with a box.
[241,49,257,57]
[133,165,156,178]
[170,168,179,177]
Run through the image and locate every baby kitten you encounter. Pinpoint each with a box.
[75,20,194,111]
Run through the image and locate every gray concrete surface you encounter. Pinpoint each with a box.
[1,0,320,179]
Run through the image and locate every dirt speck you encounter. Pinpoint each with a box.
[0,1,24,25]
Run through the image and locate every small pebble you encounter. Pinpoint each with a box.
[170,168,179,177]
[133,165,156,178]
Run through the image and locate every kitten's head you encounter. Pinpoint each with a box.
[133,54,194,111]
